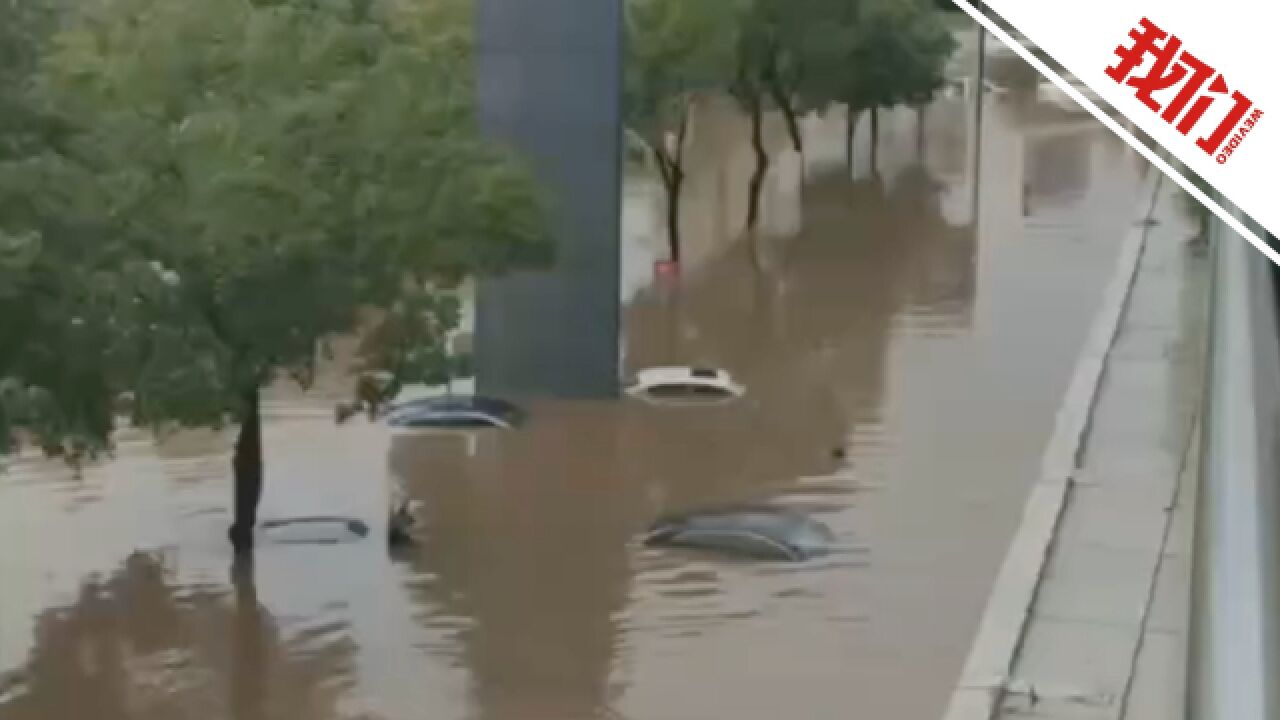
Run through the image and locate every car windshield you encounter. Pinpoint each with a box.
[470,396,523,422]
[644,383,731,399]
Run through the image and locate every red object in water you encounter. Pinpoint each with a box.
[655,260,680,279]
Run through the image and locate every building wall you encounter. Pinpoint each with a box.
[473,0,623,398]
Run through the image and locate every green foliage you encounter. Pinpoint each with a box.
[889,0,957,106]
[782,0,862,116]
[801,0,956,114]
[0,0,58,150]
[0,223,134,459]
[624,0,739,187]
[355,285,469,393]
[733,0,851,119]
[624,0,740,258]
[0,0,551,458]
[624,0,739,155]
[623,0,957,240]
[0,0,123,459]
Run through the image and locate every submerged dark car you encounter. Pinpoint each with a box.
[256,516,370,545]
[382,395,526,430]
[642,505,838,562]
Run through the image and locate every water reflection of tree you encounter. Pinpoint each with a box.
[887,165,978,322]
[1023,131,1093,208]
[389,418,638,720]
[0,553,357,720]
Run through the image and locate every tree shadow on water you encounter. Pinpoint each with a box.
[0,552,359,720]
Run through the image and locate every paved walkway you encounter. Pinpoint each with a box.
[943,173,1210,720]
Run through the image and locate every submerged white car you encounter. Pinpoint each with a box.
[625,366,745,404]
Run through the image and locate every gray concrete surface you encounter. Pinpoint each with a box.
[943,176,1210,720]
[473,0,623,398]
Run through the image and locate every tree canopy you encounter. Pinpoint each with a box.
[624,0,740,151]
[802,0,955,115]
[734,0,854,151]
[624,0,740,260]
[0,0,119,457]
[0,0,552,464]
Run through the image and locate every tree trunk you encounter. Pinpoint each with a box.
[230,556,266,720]
[870,107,880,174]
[769,83,803,154]
[916,105,926,161]
[845,106,858,170]
[663,167,684,263]
[781,104,803,155]
[746,100,769,231]
[229,386,263,554]
[655,109,690,265]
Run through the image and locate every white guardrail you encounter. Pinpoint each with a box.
[1188,209,1280,720]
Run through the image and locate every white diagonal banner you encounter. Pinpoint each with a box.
[954,0,1278,263]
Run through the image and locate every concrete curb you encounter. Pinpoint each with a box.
[940,170,1163,720]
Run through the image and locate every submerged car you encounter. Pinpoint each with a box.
[383,395,526,430]
[642,505,837,562]
[626,366,745,405]
[256,516,370,545]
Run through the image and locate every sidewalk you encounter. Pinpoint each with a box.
[943,174,1210,720]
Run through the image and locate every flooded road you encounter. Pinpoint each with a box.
[0,74,1148,720]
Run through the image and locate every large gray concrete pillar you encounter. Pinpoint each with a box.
[474,0,623,398]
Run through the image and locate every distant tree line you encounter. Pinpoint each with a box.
[624,0,958,259]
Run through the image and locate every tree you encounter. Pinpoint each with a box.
[802,0,955,171]
[1,552,359,720]
[624,0,739,264]
[0,0,120,461]
[1,0,552,553]
[793,0,873,169]
[749,0,854,157]
[0,0,71,142]
[729,15,774,234]
[891,0,955,150]
[727,0,834,232]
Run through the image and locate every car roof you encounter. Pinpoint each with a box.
[383,396,525,427]
[634,366,732,386]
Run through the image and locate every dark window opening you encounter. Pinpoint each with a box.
[645,383,730,399]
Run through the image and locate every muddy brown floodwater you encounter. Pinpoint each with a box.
[0,78,1148,720]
